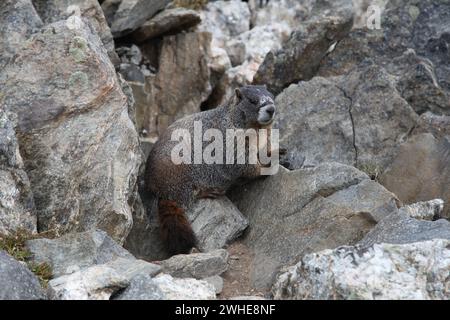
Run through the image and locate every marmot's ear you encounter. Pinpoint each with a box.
[235,88,243,102]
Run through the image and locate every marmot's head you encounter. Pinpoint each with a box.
[234,85,276,127]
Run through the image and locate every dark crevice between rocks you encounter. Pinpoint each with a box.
[336,85,358,167]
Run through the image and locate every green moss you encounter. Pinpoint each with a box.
[0,230,55,288]
[69,36,88,63]
[172,0,208,10]
[68,71,89,90]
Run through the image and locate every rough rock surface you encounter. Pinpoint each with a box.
[32,0,119,65]
[131,7,201,43]
[0,20,142,243]
[161,249,229,279]
[187,197,249,251]
[26,230,134,277]
[115,273,216,300]
[110,0,171,37]
[399,199,445,221]
[318,0,450,115]
[379,133,450,217]
[0,0,42,68]
[137,32,212,137]
[229,163,398,289]
[48,264,128,300]
[0,111,37,235]
[253,0,354,94]
[0,251,46,300]
[359,212,450,248]
[272,239,450,300]
[274,64,418,169]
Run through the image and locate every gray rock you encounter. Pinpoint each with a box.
[110,0,171,37]
[412,112,450,139]
[229,163,398,289]
[0,111,37,235]
[204,275,223,295]
[161,249,229,279]
[379,133,450,217]
[101,0,122,26]
[198,0,250,44]
[0,251,46,300]
[273,239,450,300]
[318,0,450,114]
[131,8,201,43]
[32,0,119,65]
[0,0,42,68]
[187,197,249,251]
[399,199,445,221]
[115,273,216,300]
[25,230,134,277]
[253,0,354,94]
[114,274,165,300]
[359,212,450,248]
[139,32,212,137]
[0,20,142,243]
[274,63,418,169]
[48,264,129,300]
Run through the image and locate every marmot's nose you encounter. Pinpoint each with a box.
[266,105,275,116]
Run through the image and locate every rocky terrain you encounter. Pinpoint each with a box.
[0,0,449,300]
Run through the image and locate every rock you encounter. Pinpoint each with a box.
[229,163,398,289]
[0,0,42,68]
[0,20,142,243]
[198,0,250,45]
[413,112,450,139]
[32,0,119,65]
[318,0,450,114]
[131,8,201,43]
[204,275,223,295]
[187,197,249,251]
[101,0,122,26]
[274,64,418,169]
[399,199,445,221]
[114,274,165,300]
[161,249,229,279]
[0,251,46,300]
[115,273,216,300]
[151,274,216,300]
[25,230,134,277]
[379,133,450,217]
[48,264,128,300]
[110,0,171,37]
[359,211,450,248]
[253,0,354,94]
[272,239,450,300]
[228,295,266,300]
[142,32,212,136]
[0,111,37,235]
[248,0,306,29]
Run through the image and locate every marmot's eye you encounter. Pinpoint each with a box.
[248,97,259,105]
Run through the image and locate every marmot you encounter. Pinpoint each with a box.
[145,85,278,255]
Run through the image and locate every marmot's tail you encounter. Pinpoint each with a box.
[158,199,198,255]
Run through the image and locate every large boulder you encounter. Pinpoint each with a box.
[110,0,171,37]
[131,7,201,43]
[229,163,399,289]
[274,64,418,169]
[0,251,46,300]
[272,239,450,300]
[253,0,354,95]
[32,0,119,65]
[318,0,450,115]
[25,230,135,277]
[0,111,37,236]
[0,0,42,68]
[379,133,450,217]
[0,20,142,243]
[136,32,212,138]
